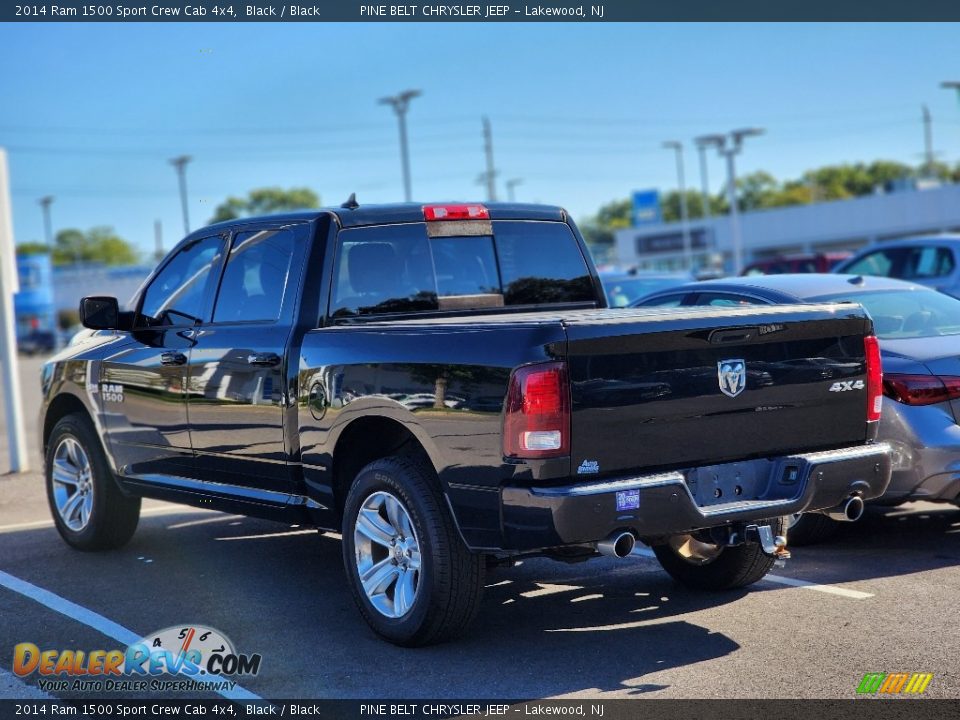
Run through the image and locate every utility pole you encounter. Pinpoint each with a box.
[662,141,692,271]
[0,148,29,472]
[154,219,164,262]
[169,155,191,235]
[922,104,935,177]
[39,195,54,246]
[505,178,523,202]
[480,116,498,202]
[379,89,421,202]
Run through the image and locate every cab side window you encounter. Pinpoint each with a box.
[138,236,223,327]
[213,228,297,323]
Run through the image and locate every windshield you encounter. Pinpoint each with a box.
[603,276,686,307]
[810,289,960,339]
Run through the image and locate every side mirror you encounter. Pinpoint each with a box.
[79,296,120,330]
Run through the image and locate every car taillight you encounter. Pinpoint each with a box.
[503,362,570,459]
[883,373,960,406]
[864,335,883,422]
[423,204,489,221]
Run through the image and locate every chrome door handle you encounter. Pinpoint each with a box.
[247,352,281,367]
[160,351,187,366]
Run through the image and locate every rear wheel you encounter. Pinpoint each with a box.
[785,512,839,546]
[341,456,485,646]
[45,413,140,551]
[652,517,785,590]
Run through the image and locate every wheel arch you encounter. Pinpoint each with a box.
[42,392,93,456]
[329,414,443,520]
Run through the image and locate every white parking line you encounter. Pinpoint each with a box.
[630,546,873,600]
[0,505,217,533]
[0,570,262,701]
[763,574,874,599]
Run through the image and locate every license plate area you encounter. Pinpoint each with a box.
[686,460,770,507]
[685,458,806,507]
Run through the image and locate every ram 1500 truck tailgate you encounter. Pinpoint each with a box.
[563,304,873,479]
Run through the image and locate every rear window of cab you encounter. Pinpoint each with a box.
[329,221,595,319]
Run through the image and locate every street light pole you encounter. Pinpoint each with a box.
[693,142,713,221]
[169,155,191,235]
[711,128,764,275]
[379,89,422,202]
[39,195,54,246]
[662,141,692,271]
[506,178,523,202]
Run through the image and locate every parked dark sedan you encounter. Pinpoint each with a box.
[18,329,57,355]
[633,273,960,543]
[599,271,692,307]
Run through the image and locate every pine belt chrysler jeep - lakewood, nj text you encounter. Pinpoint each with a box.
[39,201,892,645]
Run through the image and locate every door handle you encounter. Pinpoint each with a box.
[160,351,187,366]
[247,352,281,367]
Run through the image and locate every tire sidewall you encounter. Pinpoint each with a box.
[341,461,438,643]
[45,416,113,549]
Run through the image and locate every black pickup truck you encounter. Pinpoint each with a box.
[40,201,891,645]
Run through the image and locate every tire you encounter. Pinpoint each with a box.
[45,413,141,551]
[784,512,840,546]
[341,456,485,646]
[652,517,786,591]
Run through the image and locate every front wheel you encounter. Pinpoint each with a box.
[652,517,786,590]
[341,456,485,646]
[45,413,141,551]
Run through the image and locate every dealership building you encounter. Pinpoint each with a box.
[614,182,960,272]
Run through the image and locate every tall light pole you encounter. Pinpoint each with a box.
[662,141,692,271]
[169,155,191,235]
[941,81,960,99]
[379,89,421,202]
[38,195,54,247]
[694,136,723,222]
[506,178,523,202]
[710,128,764,275]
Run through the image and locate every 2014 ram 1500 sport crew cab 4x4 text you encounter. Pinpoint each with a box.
[40,202,892,645]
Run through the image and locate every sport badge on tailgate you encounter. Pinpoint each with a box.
[616,488,640,512]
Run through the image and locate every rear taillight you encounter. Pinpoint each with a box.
[423,204,489,221]
[883,373,960,406]
[864,335,883,422]
[503,362,570,459]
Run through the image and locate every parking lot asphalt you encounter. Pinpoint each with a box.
[0,354,958,700]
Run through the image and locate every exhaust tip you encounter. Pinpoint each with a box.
[824,495,865,522]
[597,531,636,559]
[844,495,865,522]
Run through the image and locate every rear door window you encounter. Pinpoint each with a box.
[213,228,297,323]
[329,220,594,318]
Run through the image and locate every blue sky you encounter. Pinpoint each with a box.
[1,22,959,257]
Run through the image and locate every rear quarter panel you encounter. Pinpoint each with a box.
[296,321,566,547]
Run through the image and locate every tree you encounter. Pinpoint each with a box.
[16,241,50,257]
[578,198,632,250]
[210,187,321,223]
[660,190,724,221]
[50,227,138,266]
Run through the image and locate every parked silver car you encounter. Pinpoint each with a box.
[833,235,960,299]
[633,273,960,543]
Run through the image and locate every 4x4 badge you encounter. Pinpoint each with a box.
[718,359,746,398]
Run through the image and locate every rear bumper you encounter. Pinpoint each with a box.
[500,443,892,550]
